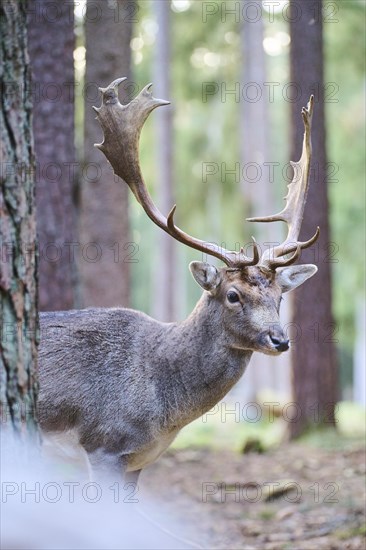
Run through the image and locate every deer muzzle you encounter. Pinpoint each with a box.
[268,326,289,352]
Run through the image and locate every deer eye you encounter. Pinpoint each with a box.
[227,290,240,303]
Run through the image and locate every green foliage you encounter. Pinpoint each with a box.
[171,400,365,452]
[130,1,365,378]
[325,0,366,353]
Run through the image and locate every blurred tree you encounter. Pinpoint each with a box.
[80,0,134,307]
[324,0,365,387]
[152,0,176,321]
[239,0,291,401]
[289,0,338,438]
[28,0,76,311]
[131,1,243,316]
[0,0,38,433]
[127,0,364,387]
[240,1,270,221]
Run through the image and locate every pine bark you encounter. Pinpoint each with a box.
[152,0,176,321]
[80,0,133,307]
[0,0,38,432]
[289,0,338,437]
[27,0,76,311]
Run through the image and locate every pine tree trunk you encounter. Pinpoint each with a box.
[239,1,291,401]
[80,0,133,307]
[152,0,176,321]
[289,0,338,438]
[27,0,76,311]
[0,0,38,433]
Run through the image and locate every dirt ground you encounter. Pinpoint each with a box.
[140,442,366,550]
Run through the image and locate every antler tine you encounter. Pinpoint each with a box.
[93,78,259,268]
[267,245,301,271]
[247,95,320,270]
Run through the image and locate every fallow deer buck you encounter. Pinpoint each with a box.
[38,79,319,482]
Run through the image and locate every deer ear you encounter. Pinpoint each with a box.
[276,264,318,293]
[189,262,221,292]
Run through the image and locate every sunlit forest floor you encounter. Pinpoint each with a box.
[141,435,366,550]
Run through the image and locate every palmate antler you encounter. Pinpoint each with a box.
[93,77,258,268]
[247,95,320,270]
[93,79,319,271]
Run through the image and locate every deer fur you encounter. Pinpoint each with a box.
[37,81,319,481]
[38,263,316,479]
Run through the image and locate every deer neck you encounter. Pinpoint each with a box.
[157,292,252,430]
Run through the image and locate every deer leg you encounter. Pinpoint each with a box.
[124,469,141,496]
[86,449,141,492]
[86,448,128,482]
[125,469,141,484]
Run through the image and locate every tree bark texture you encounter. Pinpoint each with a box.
[152,0,176,321]
[27,0,76,311]
[289,0,338,437]
[0,0,38,433]
[80,0,134,307]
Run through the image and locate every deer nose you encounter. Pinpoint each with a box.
[270,334,290,352]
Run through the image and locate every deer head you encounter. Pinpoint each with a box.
[93,79,319,355]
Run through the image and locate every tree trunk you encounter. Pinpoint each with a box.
[0,0,38,433]
[27,0,76,311]
[80,0,133,308]
[289,0,338,438]
[239,1,291,402]
[152,0,176,321]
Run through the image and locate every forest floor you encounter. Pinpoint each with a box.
[140,437,366,550]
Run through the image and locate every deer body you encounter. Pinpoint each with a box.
[38,292,252,474]
[38,79,319,480]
